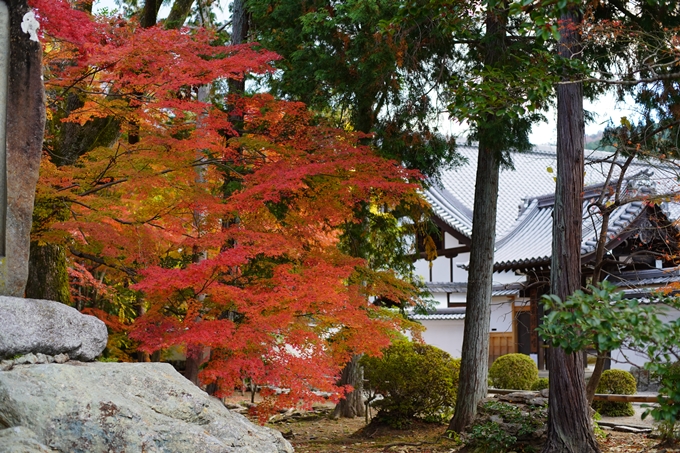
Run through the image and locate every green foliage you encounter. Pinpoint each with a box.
[539,281,680,435]
[467,420,518,453]
[465,401,547,453]
[592,369,636,417]
[361,340,461,428]
[247,0,461,180]
[538,281,669,355]
[531,377,549,391]
[644,361,680,441]
[489,353,538,390]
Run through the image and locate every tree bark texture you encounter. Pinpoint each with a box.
[586,351,606,404]
[448,138,500,432]
[542,8,600,453]
[26,242,72,304]
[448,6,505,433]
[165,0,194,29]
[141,0,163,28]
[228,0,249,95]
[333,354,365,419]
[4,0,46,297]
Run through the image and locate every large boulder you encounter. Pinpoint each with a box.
[0,296,107,361]
[0,362,293,453]
[0,426,55,452]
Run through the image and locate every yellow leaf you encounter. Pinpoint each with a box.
[547,166,554,173]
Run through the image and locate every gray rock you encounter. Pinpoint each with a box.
[52,353,69,364]
[0,362,293,453]
[0,297,107,361]
[527,397,548,406]
[14,352,38,365]
[0,426,55,452]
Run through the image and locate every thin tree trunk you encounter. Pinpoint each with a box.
[448,138,500,432]
[586,351,607,403]
[542,8,599,453]
[333,354,365,419]
[448,5,505,433]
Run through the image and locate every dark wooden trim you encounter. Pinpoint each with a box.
[416,245,469,260]
[432,216,472,246]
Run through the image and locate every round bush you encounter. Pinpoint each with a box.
[531,377,549,391]
[592,369,637,417]
[361,340,461,428]
[489,353,538,390]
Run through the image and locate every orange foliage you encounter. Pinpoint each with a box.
[32,1,425,416]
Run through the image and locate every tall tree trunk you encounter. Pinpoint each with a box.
[141,0,162,28]
[228,0,249,95]
[165,0,194,29]
[542,8,600,453]
[448,138,500,432]
[26,242,72,304]
[448,6,505,433]
[333,354,365,419]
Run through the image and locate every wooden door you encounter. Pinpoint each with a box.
[489,332,513,366]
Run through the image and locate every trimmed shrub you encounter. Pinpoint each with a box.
[531,377,549,391]
[592,369,636,417]
[361,340,461,428]
[489,353,538,390]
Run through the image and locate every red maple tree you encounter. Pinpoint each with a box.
[31,0,425,415]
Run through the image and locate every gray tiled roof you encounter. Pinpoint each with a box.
[425,281,522,296]
[428,145,680,270]
[430,145,680,240]
[409,308,466,320]
[424,185,473,237]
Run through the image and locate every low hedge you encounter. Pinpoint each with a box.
[489,353,538,390]
[592,369,636,417]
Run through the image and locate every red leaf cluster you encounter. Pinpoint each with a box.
[35,2,425,417]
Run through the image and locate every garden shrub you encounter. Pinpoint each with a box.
[592,369,636,417]
[488,353,538,390]
[644,361,680,441]
[531,377,549,391]
[361,340,461,428]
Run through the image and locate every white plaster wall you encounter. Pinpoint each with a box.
[453,252,470,282]
[418,319,466,358]
[431,255,450,282]
[430,292,448,309]
[611,305,680,370]
[489,298,514,333]
[414,259,430,282]
[493,270,525,285]
[448,292,466,304]
[610,348,649,370]
[444,232,463,249]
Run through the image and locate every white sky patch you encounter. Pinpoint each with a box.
[21,10,39,42]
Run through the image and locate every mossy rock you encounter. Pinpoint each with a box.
[489,353,538,390]
[592,369,636,417]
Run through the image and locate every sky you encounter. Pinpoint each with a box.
[92,0,636,147]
